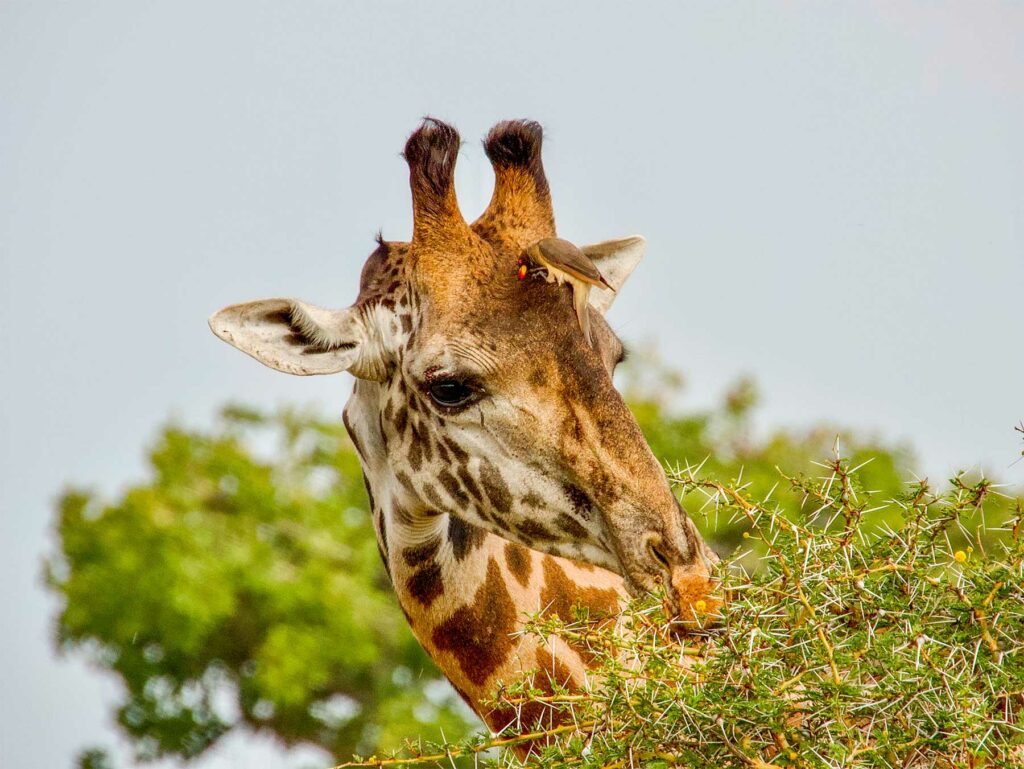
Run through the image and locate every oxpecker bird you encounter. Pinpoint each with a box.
[519,237,614,346]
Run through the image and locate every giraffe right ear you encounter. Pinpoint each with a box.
[208,298,389,380]
[581,236,646,315]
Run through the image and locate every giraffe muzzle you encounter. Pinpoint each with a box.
[665,561,723,630]
[609,507,723,629]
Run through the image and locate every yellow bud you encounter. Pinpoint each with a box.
[954,550,967,563]
[788,750,798,760]
[966,545,974,553]
[742,531,751,539]
[694,599,707,613]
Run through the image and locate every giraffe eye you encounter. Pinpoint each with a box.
[427,379,476,409]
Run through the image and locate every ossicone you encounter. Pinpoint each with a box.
[483,119,548,195]
[474,119,555,249]
[402,118,470,245]
[403,117,461,197]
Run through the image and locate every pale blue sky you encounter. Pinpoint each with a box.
[2,2,1022,768]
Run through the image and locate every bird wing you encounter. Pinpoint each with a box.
[536,238,612,289]
[573,283,594,346]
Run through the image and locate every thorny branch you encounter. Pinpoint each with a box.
[333,456,1024,768]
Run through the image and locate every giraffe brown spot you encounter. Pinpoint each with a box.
[485,647,575,748]
[529,367,547,387]
[534,647,575,690]
[562,413,584,446]
[555,513,588,540]
[435,440,450,463]
[456,464,483,503]
[479,460,512,515]
[517,519,553,541]
[522,651,576,728]
[393,404,408,436]
[408,432,423,471]
[448,516,485,562]
[588,468,621,506]
[406,561,444,607]
[438,469,470,508]
[420,429,434,463]
[562,483,595,521]
[540,557,620,622]
[504,541,532,587]
[413,392,430,416]
[484,705,517,736]
[400,313,412,334]
[395,471,417,498]
[445,438,469,464]
[432,557,516,687]
[402,536,441,567]
[422,483,445,508]
[521,492,545,508]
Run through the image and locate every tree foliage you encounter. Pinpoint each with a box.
[46,362,1022,766]
[48,405,472,764]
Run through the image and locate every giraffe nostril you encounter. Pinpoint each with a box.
[647,539,670,570]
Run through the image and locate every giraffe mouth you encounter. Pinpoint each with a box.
[603,503,723,627]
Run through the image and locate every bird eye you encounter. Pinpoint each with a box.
[427,379,476,410]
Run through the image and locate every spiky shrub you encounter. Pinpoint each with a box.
[340,454,1024,769]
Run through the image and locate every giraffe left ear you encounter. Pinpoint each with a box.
[581,236,646,314]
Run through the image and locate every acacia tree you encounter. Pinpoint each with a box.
[345,462,1024,767]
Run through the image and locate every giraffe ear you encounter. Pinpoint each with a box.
[581,236,646,315]
[208,298,388,380]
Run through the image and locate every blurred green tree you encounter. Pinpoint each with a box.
[619,354,919,553]
[48,405,475,766]
[48,359,1013,765]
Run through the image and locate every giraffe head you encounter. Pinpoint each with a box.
[210,119,719,622]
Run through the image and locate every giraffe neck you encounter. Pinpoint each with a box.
[343,379,627,731]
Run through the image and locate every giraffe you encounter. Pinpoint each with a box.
[209,118,720,739]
